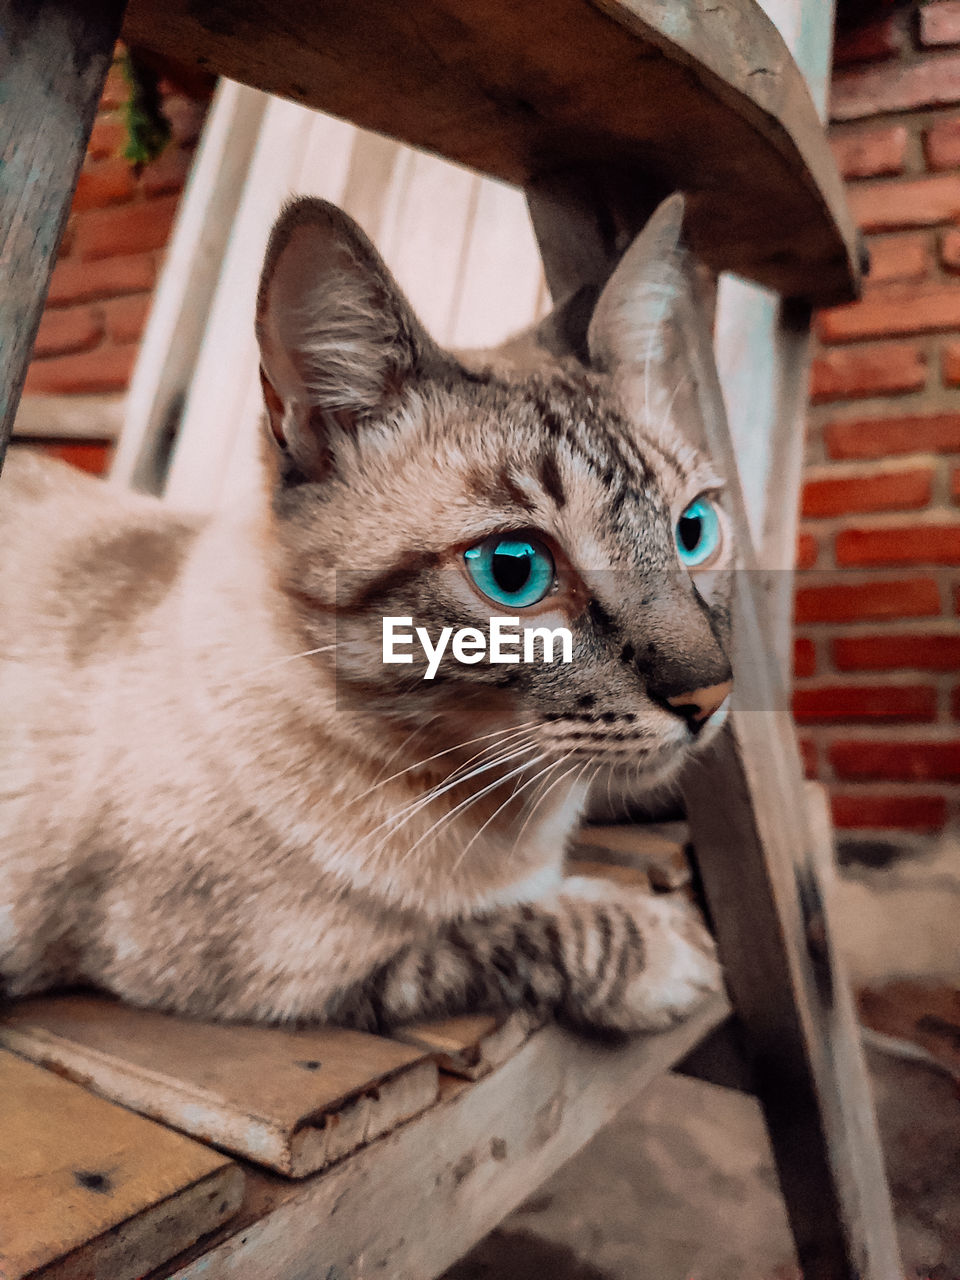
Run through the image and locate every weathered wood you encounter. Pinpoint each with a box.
[121,0,858,304]
[0,997,439,1177]
[152,998,728,1280]
[528,191,902,1280]
[110,80,269,494]
[571,823,692,890]
[0,1049,242,1280]
[0,0,125,477]
[398,1012,539,1080]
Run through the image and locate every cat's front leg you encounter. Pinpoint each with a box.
[332,879,723,1036]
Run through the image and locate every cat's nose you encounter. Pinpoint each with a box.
[665,680,732,733]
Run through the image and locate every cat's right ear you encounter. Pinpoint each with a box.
[255,198,437,478]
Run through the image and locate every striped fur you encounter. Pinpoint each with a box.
[0,196,726,1035]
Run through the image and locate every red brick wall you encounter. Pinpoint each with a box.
[18,48,211,476]
[799,0,960,843]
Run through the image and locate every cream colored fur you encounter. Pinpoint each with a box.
[0,195,729,1032]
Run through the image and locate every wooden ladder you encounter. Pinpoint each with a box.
[0,2,901,1278]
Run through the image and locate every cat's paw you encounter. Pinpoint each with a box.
[617,891,723,1032]
[561,879,723,1034]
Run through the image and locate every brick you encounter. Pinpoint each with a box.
[32,440,113,476]
[809,342,926,401]
[795,576,941,622]
[830,739,960,781]
[793,683,937,723]
[72,157,136,212]
[947,342,960,384]
[847,176,960,232]
[819,285,960,342]
[942,227,960,270]
[796,532,819,570]
[140,147,193,197]
[801,467,932,516]
[924,116,960,169]
[23,343,138,395]
[834,16,904,64]
[864,235,929,284]
[87,115,126,160]
[31,307,102,359]
[794,636,816,678]
[953,465,960,501]
[830,125,908,178]
[831,793,947,831]
[826,412,960,458]
[836,523,960,565]
[955,583,960,615]
[920,1,960,48]
[832,53,960,121]
[103,294,151,345]
[47,254,155,306]
[799,736,818,779]
[834,633,960,670]
[75,195,179,261]
[952,684,960,718]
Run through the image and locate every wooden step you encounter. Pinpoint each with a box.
[122,0,859,304]
[152,998,730,1280]
[0,1049,242,1280]
[0,997,439,1177]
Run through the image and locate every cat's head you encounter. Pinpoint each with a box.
[255,195,733,790]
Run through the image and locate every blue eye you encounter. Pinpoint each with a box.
[675,498,721,568]
[464,534,555,608]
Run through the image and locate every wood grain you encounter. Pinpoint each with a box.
[0,0,124,476]
[0,1049,242,1280]
[399,1012,540,1080]
[121,0,859,304]
[0,997,439,1177]
[153,998,729,1280]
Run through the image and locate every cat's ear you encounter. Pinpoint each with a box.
[256,198,438,476]
[586,193,687,377]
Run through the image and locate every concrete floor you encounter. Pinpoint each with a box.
[445,837,960,1280]
[445,1049,960,1280]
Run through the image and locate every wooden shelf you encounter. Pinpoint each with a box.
[123,0,860,304]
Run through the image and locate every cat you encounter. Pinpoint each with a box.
[0,193,732,1036]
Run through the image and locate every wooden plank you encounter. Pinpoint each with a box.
[571,823,692,890]
[0,997,439,1177]
[0,0,124,475]
[154,997,728,1280]
[121,0,859,304]
[0,1049,242,1280]
[528,190,902,1280]
[109,80,269,495]
[13,394,125,441]
[398,1012,539,1080]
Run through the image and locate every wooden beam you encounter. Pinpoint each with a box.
[0,996,439,1177]
[0,1050,242,1280]
[153,1000,728,1280]
[0,0,125,476]
[527,189,902,1280]
[121,0,860,303]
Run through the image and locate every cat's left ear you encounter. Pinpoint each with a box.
[256,198,440,477]
[586,193,687,380]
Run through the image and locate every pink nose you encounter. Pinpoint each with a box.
[666,680,733,732]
